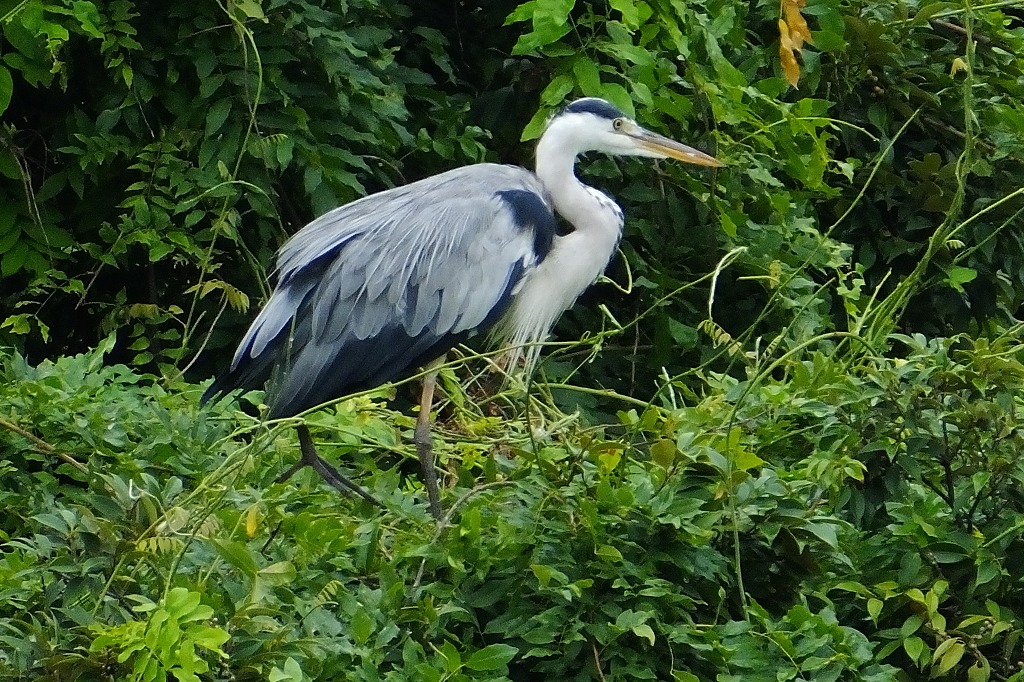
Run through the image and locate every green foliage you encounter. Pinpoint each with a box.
[0,341,908,681]
[0,0,489,371]
[0,0,1020,393]
[689,329,1024,680]
[89,588,230,682]
[0,321,1015,675]
[499,0,1024,400]
[2,328,1023,680]
[1,0,1023,681]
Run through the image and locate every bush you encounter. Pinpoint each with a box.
[2,329,1023,679]
[1,0,1023,680]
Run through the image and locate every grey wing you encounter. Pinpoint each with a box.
[203,164,557,418]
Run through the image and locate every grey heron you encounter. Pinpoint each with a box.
[203,97,721,519]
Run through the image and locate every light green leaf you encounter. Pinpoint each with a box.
[186,624,230,653]
[351,607,373,645]
[465,643,518,671]
[967,659,991,682]
[232,0,266,20]
[609,0,639,28]
[944,265,977,292]
[258,560,296,586]
[269,657,304,682]
[867,598,883,623]
[673,673,701,682]
[531,564,568,588]
[932,638,965,677]
[903,636,926,665]
[210,539,259,576]
[632,623,656,645]
[595,544,623,563]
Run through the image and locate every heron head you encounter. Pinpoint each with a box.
[551,97,723,168]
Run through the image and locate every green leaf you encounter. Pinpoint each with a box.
[210,539,259,576]
[205,99,232,137]
[509,0,575,53]
[351,607,373,646]
[729,445,764,471]
[673,673,701,682]
[258,561,296,585]
[632,623,656,645]
[531,564,568,588]
[572,57,601,96]
[595,544,623,563]
[967,659,991,682]
[944,266,977,293]
[903,636,926,665]
[867,598,883,623]
[609,0,639,28]
[437,640,462,673]
[597,81,634,116]
[0,65,13,116]
[268,657,304,682]
[1,314,31,335]
[975,561,1000,588]
[932,638,965,677]
[232,0,266,20]
[185,624,230,652]
[71,1,104,38]
[1,241,28,276]
[464,643,518,671]
[540,73,574,107]
[614,609,650,631]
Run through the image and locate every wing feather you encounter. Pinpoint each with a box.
[203,163,557,417]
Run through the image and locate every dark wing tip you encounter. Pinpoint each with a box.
[200,381,221,406]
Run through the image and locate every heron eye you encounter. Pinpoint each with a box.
[612,118,624,130]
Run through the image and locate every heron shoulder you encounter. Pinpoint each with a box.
[273,163,554,282]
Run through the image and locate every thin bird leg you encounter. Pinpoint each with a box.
[276,425,382,507]
[414,365,443,521]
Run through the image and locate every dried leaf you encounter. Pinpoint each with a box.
[778,20,801,87]
[782,0,813,50]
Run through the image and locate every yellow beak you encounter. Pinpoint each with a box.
[631,127,723,168]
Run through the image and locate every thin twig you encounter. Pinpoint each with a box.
[412,481,513,589]
[930,18,991,44]
[591,640,607,682]
[0,418,88,473]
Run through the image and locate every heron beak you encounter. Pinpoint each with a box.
[631,127,723,168]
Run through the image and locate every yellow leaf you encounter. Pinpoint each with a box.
[245,504,260,538]
[782,0,813,50]
[950,57,969,77]
[778,20,801,87]
[598,450,621,473]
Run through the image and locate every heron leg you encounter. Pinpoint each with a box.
[414,368,444,521]
[276,425,381,508]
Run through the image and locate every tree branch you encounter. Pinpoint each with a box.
[0,418,88,474]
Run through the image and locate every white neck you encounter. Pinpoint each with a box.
[534,121,623,244]
[495,119,625,373]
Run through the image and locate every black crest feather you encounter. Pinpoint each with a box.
[562,97,624,121]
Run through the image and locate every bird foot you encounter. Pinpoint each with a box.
[276,426,382,508]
